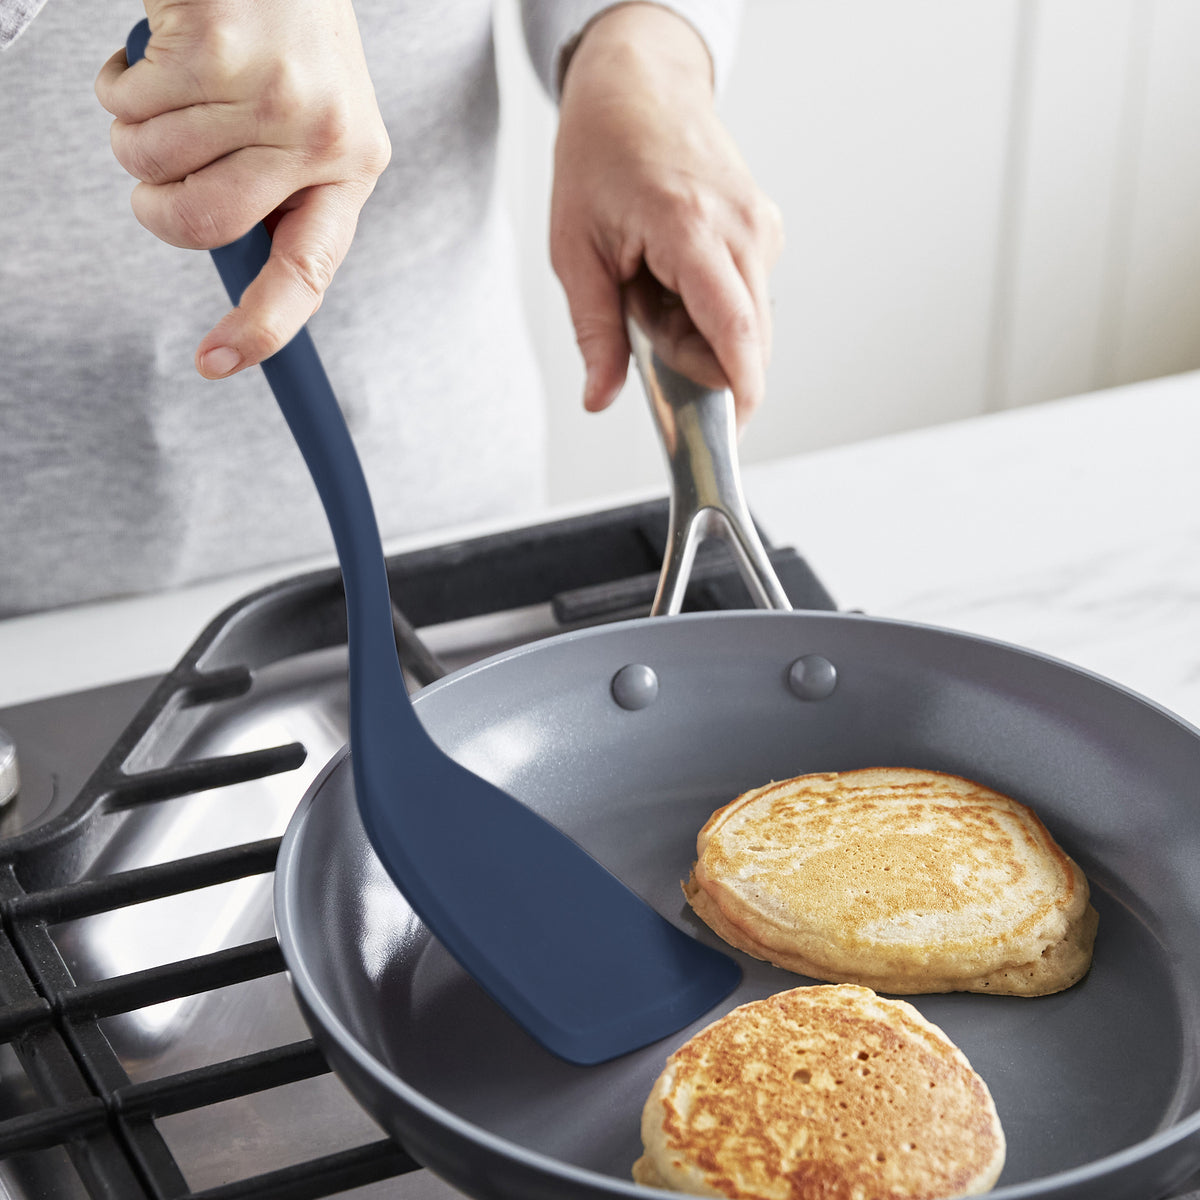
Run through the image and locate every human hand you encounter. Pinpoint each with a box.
[550,3,783,425]
[95,0,390,379]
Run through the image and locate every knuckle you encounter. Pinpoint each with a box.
[664,184,717,239]
[190,22,246,87]
[159,191,226,249]
[120,133,174,186]
[252,58,307,131]
[242,307,305,363]
[718,299,758,351]
[572,314,618,354]
[719,188,786,268]
[748,192,786,257]
[281,241,339,302]
[309,103,392,183]
[662,179,786,264]
[728,303,758,345]
[253,65,390,184]
[360,123,392,178]
[304,97,354,161]
[653,191,722,266]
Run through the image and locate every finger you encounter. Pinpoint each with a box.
[94,46,132,112]
[729,199,785,374]
[554,242,631,412]
[622,266,726,390]
[195,183,361,376]
[94,31,207,125]
[653,240,766,423]
[110,103,251,187]
[129,144,304,249]
[731,248,774,375]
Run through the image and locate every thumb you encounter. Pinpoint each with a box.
[556,248,631,412]
[194,184,357,377]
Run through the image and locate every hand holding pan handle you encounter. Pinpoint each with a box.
[623,275,792,616]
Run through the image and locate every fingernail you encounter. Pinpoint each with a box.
[200,346,243,378]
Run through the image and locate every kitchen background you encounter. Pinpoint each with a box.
[493,0,1200,506]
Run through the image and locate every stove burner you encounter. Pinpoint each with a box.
[0,500,833,1199]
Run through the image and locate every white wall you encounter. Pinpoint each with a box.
[496,1,1200,507]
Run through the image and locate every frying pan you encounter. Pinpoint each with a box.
[275,342,1200,1197]
[276,611,1200,1199]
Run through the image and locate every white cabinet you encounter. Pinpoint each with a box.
[496,0,1200,506]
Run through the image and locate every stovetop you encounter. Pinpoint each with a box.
[0,500,833,1200]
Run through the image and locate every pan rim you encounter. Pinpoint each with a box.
[414,608,1200,742]
[274,608,1200,1198]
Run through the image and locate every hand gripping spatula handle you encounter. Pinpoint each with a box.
[124,20,739,1066]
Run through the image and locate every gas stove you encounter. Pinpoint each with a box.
[0,500,832,1200]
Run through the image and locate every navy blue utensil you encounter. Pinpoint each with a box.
[124,21,739,1065]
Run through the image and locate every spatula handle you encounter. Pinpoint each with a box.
[125,19,417,724]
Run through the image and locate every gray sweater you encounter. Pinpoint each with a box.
[0,1,738,615]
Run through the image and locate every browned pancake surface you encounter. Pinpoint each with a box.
[634,984,1005,1199]
[685,768,1097,995]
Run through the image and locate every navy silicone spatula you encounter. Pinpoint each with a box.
[125,21,739,1064]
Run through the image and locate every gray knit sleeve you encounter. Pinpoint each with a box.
[519,0,744,100]
[0,0,49,50]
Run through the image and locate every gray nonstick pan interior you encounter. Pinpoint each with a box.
[275,609,1200,1200]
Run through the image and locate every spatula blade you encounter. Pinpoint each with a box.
[353,712,741,1065]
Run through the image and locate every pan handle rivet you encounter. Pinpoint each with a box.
[611,663,659,711]
[788,655,837,701]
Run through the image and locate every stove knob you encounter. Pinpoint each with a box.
[0,726,18,809]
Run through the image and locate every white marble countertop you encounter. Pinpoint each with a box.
[1,369,1198,733]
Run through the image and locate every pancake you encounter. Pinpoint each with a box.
[684,767,1097,995]
[633,984,1005,1198]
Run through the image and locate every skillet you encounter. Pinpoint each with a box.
[275,334,1200,1198]
[276,609,1200,1199]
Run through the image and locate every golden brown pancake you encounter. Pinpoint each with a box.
[633,984,1005,1198]
[685,768,1097,996]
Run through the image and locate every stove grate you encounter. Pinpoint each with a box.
[0,746,418,1198]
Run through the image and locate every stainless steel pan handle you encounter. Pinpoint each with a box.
[626,317,792,616]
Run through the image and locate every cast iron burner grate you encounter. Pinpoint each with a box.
[0,500,834,1199]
